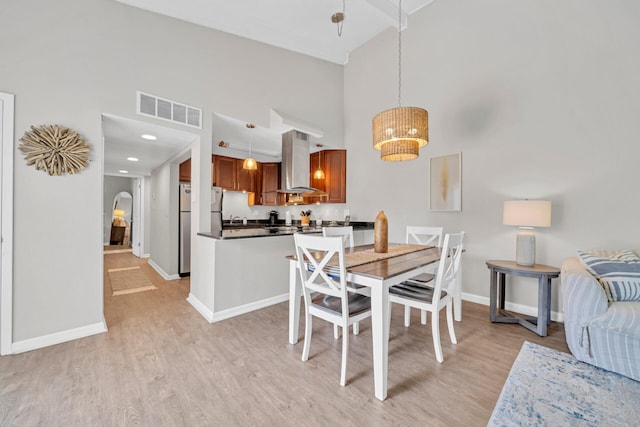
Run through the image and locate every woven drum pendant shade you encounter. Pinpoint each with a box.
[372,106,428,161]
[380,139,419,161]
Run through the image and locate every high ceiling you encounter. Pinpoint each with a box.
[104,0,436,177]
[114,0,434,65]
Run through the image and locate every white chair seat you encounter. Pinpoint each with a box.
[389,282,446,302]
[313,293,371,316]
[405,272,435,285]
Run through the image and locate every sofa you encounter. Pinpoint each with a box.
[561,249,640,382]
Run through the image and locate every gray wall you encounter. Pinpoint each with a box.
[344,0,640,313]
[1,0,343,342]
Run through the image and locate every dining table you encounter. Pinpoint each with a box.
[287,243,443,401]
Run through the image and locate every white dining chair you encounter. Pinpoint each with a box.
[323,226,354,248]
[388,232,465,363]
[403,226,444,327]
[323,226,363,338]
[294,233,372,386]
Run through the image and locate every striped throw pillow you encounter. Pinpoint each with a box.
[578,250,640,302]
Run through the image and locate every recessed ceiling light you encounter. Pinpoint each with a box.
[141,134,157,140]
[127,157,139,162]
[119,170,129,174]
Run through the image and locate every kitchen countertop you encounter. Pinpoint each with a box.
[198,221,374,240]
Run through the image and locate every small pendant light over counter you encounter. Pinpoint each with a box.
[313,150,325,180]
[372,0,428,162]
[243,123,257,170]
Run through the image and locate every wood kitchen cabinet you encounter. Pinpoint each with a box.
[179,158,191,182]
[260,162,280,206]
[212,155,258,193]
[307,149,346,204]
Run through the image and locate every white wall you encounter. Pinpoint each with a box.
[0,0,343,344]
[344,0,640,314]
[149,161,179,276]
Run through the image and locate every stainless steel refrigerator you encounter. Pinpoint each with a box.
[179,183,192,277]
[179,184,223,277]
[211,186,223,236]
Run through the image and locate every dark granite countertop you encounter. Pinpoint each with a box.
[198,221,374,240]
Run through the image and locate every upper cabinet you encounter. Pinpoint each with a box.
[179,158,191,182]
[212,155,258,193]
[261,162,281,206]
[308,149,346,204]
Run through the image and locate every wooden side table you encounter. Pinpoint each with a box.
[486,260,560,337]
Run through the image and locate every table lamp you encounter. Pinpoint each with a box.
[503,200,551,267]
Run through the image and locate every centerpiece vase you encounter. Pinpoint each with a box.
[374,211,388,253]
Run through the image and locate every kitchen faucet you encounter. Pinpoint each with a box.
[229,215,241,225]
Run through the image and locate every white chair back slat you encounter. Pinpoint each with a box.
[323,226,355,249]
[406,226,444,247]
[431,232,465,304]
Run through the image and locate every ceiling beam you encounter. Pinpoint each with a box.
[364,0,408,30]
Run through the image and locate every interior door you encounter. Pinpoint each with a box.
[0,92,15,355]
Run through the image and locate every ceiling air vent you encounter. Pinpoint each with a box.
[295,130,309,141]
[136,91,202,129]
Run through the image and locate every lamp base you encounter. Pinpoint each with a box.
[516,228,535,267]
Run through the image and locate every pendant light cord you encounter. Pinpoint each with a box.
[398,0,402,107]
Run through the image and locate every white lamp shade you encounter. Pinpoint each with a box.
[503,200,551,227]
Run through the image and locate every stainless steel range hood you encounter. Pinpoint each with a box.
[278,130,325,195]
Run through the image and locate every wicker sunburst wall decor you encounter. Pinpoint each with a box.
[19,124,90,176]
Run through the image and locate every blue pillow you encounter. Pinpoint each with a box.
[578,250,640,302]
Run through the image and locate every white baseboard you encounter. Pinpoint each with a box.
[210,293,289,323]
[187,293,214,322]
[11,318,108,354]
[461,292,564,323]
[148,258,179,281]
[187,292,289,324]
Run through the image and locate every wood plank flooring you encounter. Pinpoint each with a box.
[0,252,569,426]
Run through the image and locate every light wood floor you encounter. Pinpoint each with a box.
[0,252,569,426]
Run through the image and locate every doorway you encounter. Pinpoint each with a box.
[1,92,15,355]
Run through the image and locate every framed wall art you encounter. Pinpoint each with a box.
[429,152,461,211]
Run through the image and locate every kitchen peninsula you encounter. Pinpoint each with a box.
[188,222,374,323]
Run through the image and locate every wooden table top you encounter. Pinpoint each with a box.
[289,243,442,281]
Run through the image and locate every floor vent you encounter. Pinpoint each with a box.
[136,91,202,129]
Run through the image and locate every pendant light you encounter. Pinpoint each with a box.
[372,0,428,161]
[243,123,257,170]
[313,151,325,180]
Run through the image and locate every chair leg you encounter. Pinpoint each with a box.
[404,305,411,327]
[432,311,443,363]
[340,321,349,387]
[353,321,359,335]
[334,324,339,339]
[421,310,427,325]
[302,313,312,362]
[446,302,457,344]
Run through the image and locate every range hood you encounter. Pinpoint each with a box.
[278,130,326,195]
